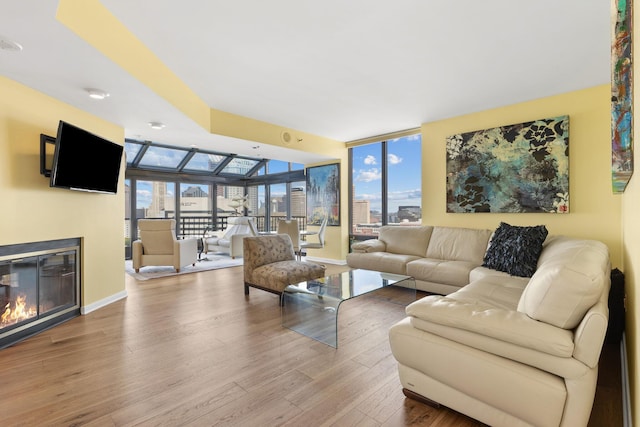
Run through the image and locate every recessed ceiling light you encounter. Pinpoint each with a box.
[148,122,165,130]
[0,38,23,52]
[85,88,110,100]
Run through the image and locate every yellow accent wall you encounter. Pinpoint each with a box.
[624,6,640,423]
[0,76,125,307]
[422,85,622,268]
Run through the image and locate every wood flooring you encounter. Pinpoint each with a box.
[0,263,623,426]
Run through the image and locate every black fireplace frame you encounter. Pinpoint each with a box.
[0,238,81,349]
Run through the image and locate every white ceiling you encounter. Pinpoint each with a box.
[0,0,611,163]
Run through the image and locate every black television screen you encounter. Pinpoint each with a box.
[50,121,123,194]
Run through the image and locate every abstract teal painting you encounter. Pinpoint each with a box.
[446,116,569,213]
[611,0,633,193]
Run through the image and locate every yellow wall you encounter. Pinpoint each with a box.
[624,6,640,422]
[0,76,125,307]
[422,85,622,268]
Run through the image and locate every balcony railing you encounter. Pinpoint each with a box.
[177,215,308,237]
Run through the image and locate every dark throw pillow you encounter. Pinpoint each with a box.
[482,222,548,277]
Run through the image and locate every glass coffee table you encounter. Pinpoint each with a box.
[282,269,416,348]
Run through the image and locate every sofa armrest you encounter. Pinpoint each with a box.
[573,299,608,368]
[351,239,386,253]
[132,240,143,269]
[230,233,251,258]
[175,238,198,266]
[406,295,575,358]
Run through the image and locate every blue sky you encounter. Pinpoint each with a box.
[352,134,422,213]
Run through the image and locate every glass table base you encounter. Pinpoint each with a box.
[282,269,416,348]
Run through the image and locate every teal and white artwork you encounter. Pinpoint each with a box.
[446,116,569,213]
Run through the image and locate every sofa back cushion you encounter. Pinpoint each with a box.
[517,236,610,329]
[426,226,492,264]
[138,219,176,255]
[379,225,433,257]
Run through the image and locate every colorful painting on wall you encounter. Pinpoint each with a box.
[446,116,569,213]
[611,0,634,193]
[306,163,340,226]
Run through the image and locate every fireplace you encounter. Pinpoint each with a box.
[0,238,81,349]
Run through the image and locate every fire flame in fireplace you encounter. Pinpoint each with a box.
[1,294,37,326]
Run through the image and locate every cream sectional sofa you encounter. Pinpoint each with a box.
[347,225,611,427]
[347,225,493,294]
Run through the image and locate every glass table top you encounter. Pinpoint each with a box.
[285,269,413,301]
[282,269,416,348]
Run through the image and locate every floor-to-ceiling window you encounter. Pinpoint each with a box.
[269,183,288,231]
[349,133,422,239]
[387,135,422,225]
[178,183,213,238]
[350,142,383,237]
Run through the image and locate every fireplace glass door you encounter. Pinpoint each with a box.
[39,250,76,316]
[0,256,38,331]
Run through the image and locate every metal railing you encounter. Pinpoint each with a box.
[177,215,308,237]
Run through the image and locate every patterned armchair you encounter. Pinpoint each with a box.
[243,234,326,305]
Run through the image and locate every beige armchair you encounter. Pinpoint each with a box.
[132,219,198,273]
[243,234,325,305]
[204,216,258,259]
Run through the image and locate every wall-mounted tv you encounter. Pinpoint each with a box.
[50,121,123,194]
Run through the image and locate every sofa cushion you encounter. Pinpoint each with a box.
[425,226,492,264]
[482,222,548,277]
[517,237,609,329]
[406,294,575,357]
[407,258,477,288]
[379,225,433,257]
[346,252,420,275]
[251,260,326,292]
[451,277,528,311]
[351,239,386,253]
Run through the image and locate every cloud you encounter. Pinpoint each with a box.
[363,155,377,165]
[356,193,379,201]
[356,168,381,182]
[388,153,402,165]
[388,188,422,200]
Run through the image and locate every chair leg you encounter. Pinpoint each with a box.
[244,283,250,295]
[279,293,284,306]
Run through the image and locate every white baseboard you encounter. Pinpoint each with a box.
[304,256,347,265]
[622,332,633,427]
[81,290,128,315]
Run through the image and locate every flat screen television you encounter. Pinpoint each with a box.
[50,121,124,194]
